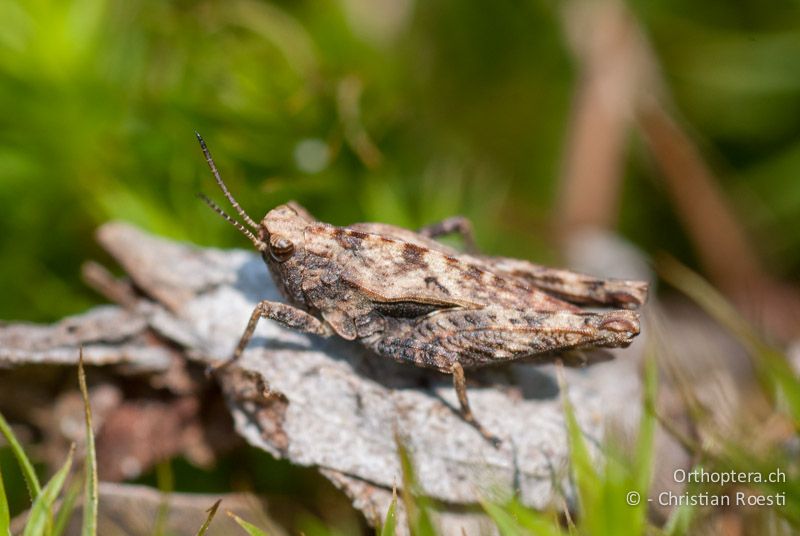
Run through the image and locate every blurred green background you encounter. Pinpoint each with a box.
[1,0,800,322]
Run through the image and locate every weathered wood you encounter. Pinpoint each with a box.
[0,306,171,372]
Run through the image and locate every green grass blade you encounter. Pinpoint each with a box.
[557,368,598,520]
[481,498,566,536]
[78,351,98,536]
[195,499,221,536]
[635,354,657,493]
[23,445,74,536]
[379,488,397,536]
[153,460,174,536]
[297,514,347,536]
[396,439,436,536]
[506,500,565,535]
[1,462,10,536]
[625,353,658,533]
[227,511,269,536]
[662,501,696,536]
[52,481,80,536]
[480,500,525,536]
[0,413,41,502]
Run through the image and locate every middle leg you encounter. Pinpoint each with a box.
[371,335,500,445]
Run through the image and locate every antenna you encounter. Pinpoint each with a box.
[197,193,267,251]
[195,131,259,230]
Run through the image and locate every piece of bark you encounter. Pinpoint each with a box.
[0,306,240,481]
[0,306,172,372]
[321,468,500,535]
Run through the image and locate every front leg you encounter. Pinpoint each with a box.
[214,300,332,371]
[417,216,478,254]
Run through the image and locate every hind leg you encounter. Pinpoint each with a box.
[371,335,500,446]
[417,216,478,254]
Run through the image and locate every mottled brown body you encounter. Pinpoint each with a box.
[195,134,648,444]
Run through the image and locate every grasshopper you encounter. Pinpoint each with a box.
[195,133,647,444]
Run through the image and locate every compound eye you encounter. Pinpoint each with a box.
[269,235,295,262]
